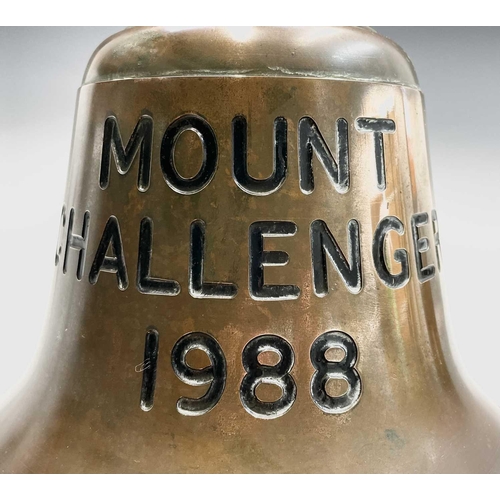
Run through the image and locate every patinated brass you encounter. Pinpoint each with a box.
[1,27,500,473]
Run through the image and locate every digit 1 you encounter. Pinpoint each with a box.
[171,332,227,416]
[140,328,160,412]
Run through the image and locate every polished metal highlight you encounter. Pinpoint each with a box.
[1,27,500,473]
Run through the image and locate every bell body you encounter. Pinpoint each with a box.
[2,27,500,473]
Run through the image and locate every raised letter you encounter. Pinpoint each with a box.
[100,115,153,192]
[355,117,395,191]
[411,212,436,283]
[249,221,300,301]
[63,208,90,280]
[298,117,349,194]
[372,216,409,289]
[89,216,128,290]
[232,115,287,195]
[310,219,361,296]
[137,217,180,295]
[189,220,238,299]
[160,114,217,195]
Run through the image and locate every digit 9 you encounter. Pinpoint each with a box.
[171,332,227,416]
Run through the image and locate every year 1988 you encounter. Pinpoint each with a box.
[138,329,362,419]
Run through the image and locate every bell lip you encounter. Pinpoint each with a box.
[82,26,420,89]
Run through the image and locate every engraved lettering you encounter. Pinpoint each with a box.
[310,219,361,296]
[298,117,349,194]
[63,208,90,280]
[189,219,237,299]
[160,114,217,195]
[310,331,362,414]
[249,221,300,301]
[171,332,226,416]
[140,329,159,412]
[232,115,287,196]
[137,217,181,295]
[355,117,395,191]
[411,212,436,283]
[240,335,296,419]
[372,216,409,289]
[89,216,128,290]
[100,115,153,192]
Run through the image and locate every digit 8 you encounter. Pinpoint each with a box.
[240,335,297,419]
[310,330,362,414]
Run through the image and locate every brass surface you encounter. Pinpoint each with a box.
[1,27,500,473]
[83,26,418,87]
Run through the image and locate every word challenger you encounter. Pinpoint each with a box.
[55,112,442,419]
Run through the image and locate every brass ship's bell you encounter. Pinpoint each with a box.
[1,27,499,473]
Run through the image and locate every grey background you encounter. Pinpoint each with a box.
[0,27,499,408]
